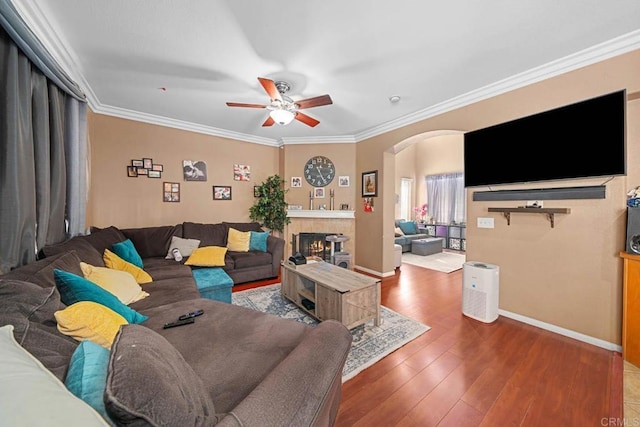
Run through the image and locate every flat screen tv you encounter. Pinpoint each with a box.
[463,90,626,188]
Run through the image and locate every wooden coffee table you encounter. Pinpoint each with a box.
[281,261,381,329]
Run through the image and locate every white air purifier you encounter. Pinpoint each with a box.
[462,261,499,323]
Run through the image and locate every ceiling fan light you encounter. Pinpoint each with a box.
[269,109,295,125]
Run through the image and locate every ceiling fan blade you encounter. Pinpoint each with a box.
[258,77,282,102]
[295,111,320,127]
[294,94,333,110]
[226,102,267,108]
[262,116,275,127]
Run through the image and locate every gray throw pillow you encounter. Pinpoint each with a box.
[104,324,218,426]
[165,236,201,260]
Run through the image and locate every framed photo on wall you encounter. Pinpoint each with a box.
[213,185,232,200]
[338,176,350,187]
[362,170,377,197]
[291,177,302,188]
[163,182,180,202]
[314,187,325,198]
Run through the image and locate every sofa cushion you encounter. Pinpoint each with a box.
[121,224,183,259]
[183,222,228,247]
[80,262,149,305]
[138,257,193,281]
[249,231,270,252]
[110,239,144,268]
[102,249,152,284]
[165,235,201,259]
[227,228,251,252]
[227,251,272,270]
[185,246,228,267]
[104,324,218,426]
[0,325,108,426]
[54,301,128,349]
[53,269,148,324]
[129,277,200,312]
[83,226,128,257]
[39,238,105,267]
[222,221,263,232]
[398,221,418,235]
[65,340,114,424]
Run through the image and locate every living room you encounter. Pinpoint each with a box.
[2,2,640,425]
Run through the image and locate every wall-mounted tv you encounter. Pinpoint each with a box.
[463,90,626,188]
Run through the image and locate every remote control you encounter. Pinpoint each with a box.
[178,309,204,321]
[163,317,195,329]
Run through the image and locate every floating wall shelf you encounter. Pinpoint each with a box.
[488,207,571,228]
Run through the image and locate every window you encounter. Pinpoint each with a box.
[425,173,466,224]
[400,178,413,220]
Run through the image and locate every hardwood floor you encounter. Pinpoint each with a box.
[233,261,622,426]
[335,262,622,427]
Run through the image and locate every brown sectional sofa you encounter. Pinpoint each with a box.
[0,223,353,426]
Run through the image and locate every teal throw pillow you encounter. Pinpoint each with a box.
[398,221,418,235]
[111,239,143,268]
[53,269,148,324]
[65,340,115,425]
[249,231,269,252]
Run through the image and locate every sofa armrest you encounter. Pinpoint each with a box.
[217,320,352,427]
[266,235,285,277]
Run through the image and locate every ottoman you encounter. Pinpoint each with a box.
[191,267,234,303]
[411,238,444,256]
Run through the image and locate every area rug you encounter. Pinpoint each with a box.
[401,251,466,273]
[232,284,430,382]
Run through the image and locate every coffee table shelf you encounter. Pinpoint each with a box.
[281,261,381,329]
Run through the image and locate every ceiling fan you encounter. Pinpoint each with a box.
[226,77,333,127]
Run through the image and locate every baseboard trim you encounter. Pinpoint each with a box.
[499,309,622,352]
[353,265,393,278]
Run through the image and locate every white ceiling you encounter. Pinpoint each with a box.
[12,0,640,146]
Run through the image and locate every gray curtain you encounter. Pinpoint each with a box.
[0,24,87,273]
[425,172,466,225]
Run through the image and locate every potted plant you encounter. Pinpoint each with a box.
[250,174,290,235]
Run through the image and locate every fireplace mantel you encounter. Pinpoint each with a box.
[287,209,355,219]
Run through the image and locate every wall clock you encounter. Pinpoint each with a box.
[304,156,335,187]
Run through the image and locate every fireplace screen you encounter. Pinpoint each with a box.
[292,233,343,261]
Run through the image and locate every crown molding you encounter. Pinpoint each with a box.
[354,30,640,142]
[13,2,640,146]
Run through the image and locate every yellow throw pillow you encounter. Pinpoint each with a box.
[227,228,250,252]
[80,262,149,305]
[184,246,227,267]
[103,249,153,284]
[54,301,128,349]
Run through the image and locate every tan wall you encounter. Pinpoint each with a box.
[281,143,356,209]
[86,114,279,228]
[356,49,640,344]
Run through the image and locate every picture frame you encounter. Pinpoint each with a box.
[361,170,378,197]
[291,177,302,188]
[338,176,350,187]
[152,164,163,172]
[132,159,143,167]
[163,182,180,202]
[340,203,350,210]
[127,166,138,177]
[314,187,325,198]
[253,186,260,197]
[148,170,161,178]
[183,160,207,181]
[136,168,148,175]
[143,158,153,170]
[213,185,232,200]
[233,164,250,181]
